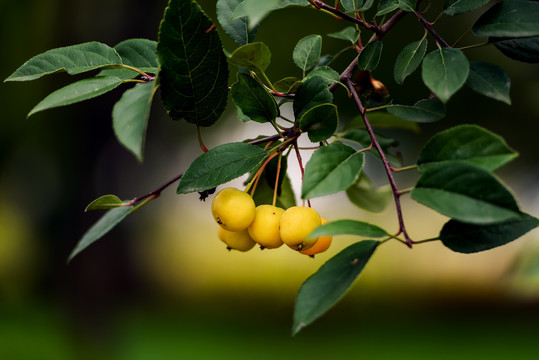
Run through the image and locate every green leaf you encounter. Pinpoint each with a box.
[85,195,127,211]
[421,48,469,103]
[99,39,159,80]
[387,99,445,123]
[399,0,416,12]
[293,76,333,120]
[293,35,322,74]
[492,36,539,63]
[274,77,301,93]
[411,162,522,224]
[231,0,279,29]
[67,206,133,263]
[293,240,378,335]
[157,0,229,127]
[299,104,339,142]
[473,0,539,38]
[304,66,340,85]
[394,39,428,84]
[231,73,278,123]
[466,62,511,104]
[357,41,383,71]
[252,173,296,209]
[341,0,375,13]
[328,27,359,44]
[307,219,389,240]
[5,42,122,82]
[417,124,518,171]
[112,81,158,162]
[177,142,268,194]
[228,42,272,74]
[28,76,123,117]
[217,0,258,45]
[346,174,392,213]
[377,0,399,16]
[339,128,401,166]
[302,142,364,199]
[343,112,421,133]
[444,0,490,16]
[440,213,539,253]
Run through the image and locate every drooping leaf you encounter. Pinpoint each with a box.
[421,48,469,103]
[177,142,268,194]
[444,0,490,16]
[346,174,392,213]
[343,112,421,133]
[100,38,159,79]
[377,0,399,16]
[231,73,278,123]
[394,39,428,84]
[28,76,123,117]
[473,0,539,38]
[293,35,322,74]
[293,76,333,120]
[466,62,511,104]
[293,240,378,335]
[491,36,539,63]
[387,99,445,123]
[67,206,133,263]
[411,162,522,224]
[357,41,383,71]
[304,66,340,85]
[85,195,127,211]
[302,142,364,199]
[112,81,158,162]
[299,103,339,142]
[399,0,416,12]
[5,42,122,82]
[252,173,296,210]
[307,220,389,240]
[328,27,359,44]
[217,0,258,45]
[228,42,272,74]
[157,0,229,127]
[440,213,539,253]
[417,124,518,171]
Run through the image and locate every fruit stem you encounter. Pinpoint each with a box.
[272,153,283,207]
[197,126,209,153]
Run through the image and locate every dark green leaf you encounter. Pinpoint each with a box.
[394,39,428,84]
[217,0,258,45]
[5,42,122,82]
[411,162,521,224]
[157,0,229,127]
[339,128,401,166]
[466,62,511,104]
[417,124,518,171]
[421,48,469,103]
[293,35,322,74]
[28,76,123,117]
[399,0,416,12]
[440,213,539,253]
[492,36,539,63]
[328,27,359,44]
[341,0,375,13]
[299,104,338,142]
[112,81,158,162]
[357,41,383,71]
[346,174,392,213]
[444,0,490,16]
[231,73,278,123]
[377,0,399,16]
[293,76,333,120]
[228,42,272,74]
[387,99,445,123]
[177,142,268,194]
[473,0,539,38]
[307,220,389,240]
[253,172,296,209]
[293,240,378,335]
[343,112,421,133]
[85,195,127,211]
[99,39,159,79]
[302,142,364,199]
[67,206,133,263]
[304,66,340,85]
[274,77,301,93]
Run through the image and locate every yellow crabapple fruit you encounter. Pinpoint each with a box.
[217,226,256,252]
[300,218,332,256]
[211,187,255,231]
[279,206,321,251]
[248,205,285,249]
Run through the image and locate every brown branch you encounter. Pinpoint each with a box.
[416,11,451,48]
[309,0,380,33]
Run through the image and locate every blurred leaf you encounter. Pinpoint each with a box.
[302,142,364,199]
[157,0,229,127]
[341,0,375,13]
[231,73,278,123]
[293,76,333,120]
[466,62,511,104]
[377,0,399,16]
[5,42,122,82]
[411,162,521,224]
[228,42,272,74]
[307,219,389,240]
[28,76,123,117]
[328,27,359,44]
[299,104,339,142]
[394,39,428,84]
[399,0,416,12]
[343,112,421,133]
[492,36,539,63]
[217,0,258,45]
[100,38,159,79]
[293,35,322,74]
[304,66,340,85]
[85,195,127,211]
[339,128,401,166]
[387,99,445,123]
[67,206,133,263]
[444,0,490,16]
[473,0,539,38]
[253,174,296,209]
[112,81,158,162]
[177,143,268,194]
[274,77,301,93]
[231,0,279,29]
[346,174,392,213]
[421,48,469,103]
[293,240,378,335]
[417,124,518,171]
[357,41,383,71]
[440,213,539,253]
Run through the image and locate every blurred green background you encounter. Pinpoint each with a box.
[1,0,539,359]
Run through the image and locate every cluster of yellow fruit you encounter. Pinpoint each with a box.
[211,187,332,256]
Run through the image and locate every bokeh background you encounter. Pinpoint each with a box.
[1,0,539,359]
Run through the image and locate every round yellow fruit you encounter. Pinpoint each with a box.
[217,227,256,252]
[300,218,332,256]
[211,187,255,231]
[279,206,321,251]
[248,205,285,249]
